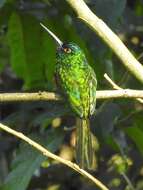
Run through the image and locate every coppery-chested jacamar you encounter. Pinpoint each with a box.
[41,23,97,169]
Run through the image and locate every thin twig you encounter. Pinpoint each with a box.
[137,52,143,61]
[66,0,143,83]
[121,172,135,190]
[0,122,109,190]
[104,74,121,90]
[104,73,143,103]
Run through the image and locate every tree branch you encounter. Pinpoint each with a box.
[104,73,143,103]
[0,122,109,190]
[0,92,61,102]
[1,90,143,103]
[65,0,143,83]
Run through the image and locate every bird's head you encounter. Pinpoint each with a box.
[40,23,84,62]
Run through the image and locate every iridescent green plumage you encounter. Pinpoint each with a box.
[56,43,97,118]
[41,24,97,169]
[56,43,97,169]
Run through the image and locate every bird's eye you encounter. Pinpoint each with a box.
[63,47,72,53]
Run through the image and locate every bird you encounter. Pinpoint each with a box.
[40,23,97,169]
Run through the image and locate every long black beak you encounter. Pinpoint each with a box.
[40,23,63,47]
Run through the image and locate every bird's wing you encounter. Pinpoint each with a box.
[66,65,97,118]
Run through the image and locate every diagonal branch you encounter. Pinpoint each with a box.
[65,0,143,83]
[0,122,109,190]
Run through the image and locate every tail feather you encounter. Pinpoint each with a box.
[76,118,94,169]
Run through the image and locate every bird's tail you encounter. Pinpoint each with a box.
[76,118,95,170]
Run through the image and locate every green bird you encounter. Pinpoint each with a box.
[41,23,97,169]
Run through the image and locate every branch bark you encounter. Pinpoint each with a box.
[0,92,61,102]
[65,0,143,83]
[0,122,109,190]
[1,90,143,102]
[104,73,143,103]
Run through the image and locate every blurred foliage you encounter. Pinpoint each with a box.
[0,0,143,190]
[1,129,64,190]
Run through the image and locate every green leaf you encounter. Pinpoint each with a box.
[7,13,56,90]
[40,20,56,89]
[124,126,143,155]
[135,0,143,16]
[1,129,64,190]
[7,12,26,78]
[21,15,46,89]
